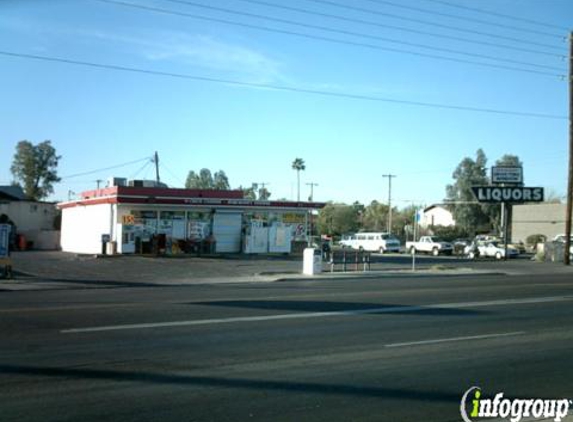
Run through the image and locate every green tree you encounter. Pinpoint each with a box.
[239,184,257,200]
[445,149,491,235]
[10,140,61,200]
[258,186,271,200]
[213,171,230,190]
[362,200,389,231]
[393,204,420,242]
[352,201,365,230]
[185,168,230,189]
[317,203,360,236]
[291,158,306,201]
[496,154,522,169]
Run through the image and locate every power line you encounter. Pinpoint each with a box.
[130,159,153,180]
[420,0,570,32]
[159,0,566,70]
[361,0,565,39]
[61,156,152,179]
[159,162,186,187]
[0,50,566,120]
[301,0,565,51]
[230,0,563,58]
[92,0,565,77]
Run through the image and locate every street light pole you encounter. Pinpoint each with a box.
[383,174,396,234]
[306,182,318,201]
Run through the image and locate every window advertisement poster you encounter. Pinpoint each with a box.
[187,212,211,240]
[159,211,185,237]
[278,213,307,241]
[130,210,158,241]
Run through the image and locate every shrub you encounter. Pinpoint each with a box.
[526,234,546,247]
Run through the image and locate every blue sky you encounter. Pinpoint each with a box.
[0,0,571,207]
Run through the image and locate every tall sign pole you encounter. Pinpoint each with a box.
[306,182,318,247]
[565,31,573,265]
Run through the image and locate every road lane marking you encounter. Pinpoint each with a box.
[0,303,146,314]
[384,331,526,348]
[60,295,573,334]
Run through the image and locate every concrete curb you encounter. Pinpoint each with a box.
[0,269,508,291]
[270,269,507,283]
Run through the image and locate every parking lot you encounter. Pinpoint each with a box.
[3,249,571,291]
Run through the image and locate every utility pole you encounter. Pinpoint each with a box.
[382,174,397,234]
[256,182,270,200]
[96,179,103,189]
[565,31,573,265]
[306,182,318,201]
[154,151,160,184]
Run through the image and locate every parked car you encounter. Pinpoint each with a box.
[406,236,453,256]
[452,238,471,256]
[466,241,519,260]
[338,234,356,249]
[508,241,526,254]
[350,232,401,253]
[553,234,573,244]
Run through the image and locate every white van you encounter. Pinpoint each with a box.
[352,232,401,254]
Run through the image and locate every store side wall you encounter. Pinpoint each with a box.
[61,204,113,254]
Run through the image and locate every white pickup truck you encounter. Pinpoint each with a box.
[406,236,453,256]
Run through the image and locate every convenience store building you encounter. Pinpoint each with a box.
[58,184,324,255]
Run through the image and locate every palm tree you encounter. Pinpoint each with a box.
[291,158,306,201]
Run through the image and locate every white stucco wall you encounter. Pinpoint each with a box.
[420,207,455,228]
[61,204,114,254]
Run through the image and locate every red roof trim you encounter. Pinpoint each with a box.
[81,186,244,200]
[60,196,325,210]
[60,186,325,209]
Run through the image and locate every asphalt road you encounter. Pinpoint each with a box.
[1,271,572,422]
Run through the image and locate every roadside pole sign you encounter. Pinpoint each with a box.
[471,186,544,203]
[491,166,523,185]
[0,224,10,259]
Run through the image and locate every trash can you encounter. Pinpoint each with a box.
[303,247,322,275]
[18,234,27,251]
[106,241,117,255]
[101,234,110,255]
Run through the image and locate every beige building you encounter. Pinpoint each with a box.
[511,203,566,243]
[0,186,60,250]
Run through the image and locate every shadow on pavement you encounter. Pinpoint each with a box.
[191,300,485,316]
[0,363,459,403]
[8,271,160,289]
